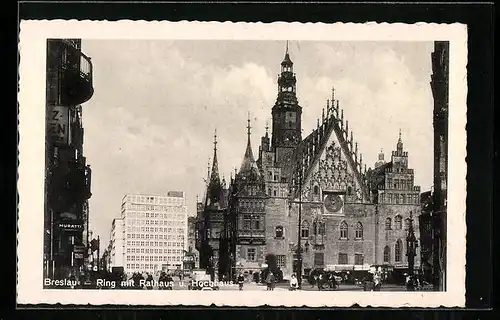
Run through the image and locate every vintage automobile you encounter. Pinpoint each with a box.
[187,269,220,290]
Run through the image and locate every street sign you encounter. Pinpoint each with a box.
[47,105,70,146]
[57,220,84,232]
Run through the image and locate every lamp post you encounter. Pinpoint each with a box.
[406,211,418,290]
[289,155,304,288]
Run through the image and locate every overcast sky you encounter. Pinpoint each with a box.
[80,40,435,246]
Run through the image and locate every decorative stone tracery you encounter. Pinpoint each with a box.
[302,141,363,203]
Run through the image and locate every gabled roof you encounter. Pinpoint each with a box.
[289,100,370,201]
[239,136,260,176]
[236,117,263,187]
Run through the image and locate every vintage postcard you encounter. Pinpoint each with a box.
[17,20,467,307]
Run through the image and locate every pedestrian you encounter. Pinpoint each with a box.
[237,273,245,291]
[373,270,382,291]
[270,272,276,291]
[317,272,324,291]
[146,272,154,290]
[265,271,273,291]
[289,273,298,291]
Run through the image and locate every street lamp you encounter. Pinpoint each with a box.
[406,211,418,290]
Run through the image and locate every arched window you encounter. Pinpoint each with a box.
[301,221,309,238]
[395,215,402,229]
[395,239,402,262]
[383,245,390,263]
[355,222,363,239]
[314,220,325,245]
[275,226,284,239]
[273,190,277,197]
[340,221,348,239]
[267,188,271,196]
[313,185,319,195]
[318,222,326,235]
[385,217,392,230]
[347,186,352,195]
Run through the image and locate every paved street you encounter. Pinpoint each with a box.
[138,277,408,291]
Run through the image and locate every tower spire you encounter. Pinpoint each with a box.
[397,128,404,153]
[207,129,222,204]
[239,115,260,178]
[286,40,289,55]
[247,112,251,139]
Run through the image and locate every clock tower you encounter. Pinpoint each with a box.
[271,41,302,166]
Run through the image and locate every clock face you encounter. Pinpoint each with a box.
[324,194,343,213]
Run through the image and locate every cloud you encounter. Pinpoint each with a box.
[81,40,434,246]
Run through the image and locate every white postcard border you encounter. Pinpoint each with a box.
[17,20,467,307]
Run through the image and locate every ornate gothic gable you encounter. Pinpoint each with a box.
[301,140,367,203]
[288,96,370,204]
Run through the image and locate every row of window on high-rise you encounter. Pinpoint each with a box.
[126,244,183,252]
[127,233,185,240]
[126,222,184,232]
[126,263,181,270]
[126,255,182,262]
[126,247,184,255]
[125,208,186,217]
[126,240,183,247]
[126,195,184,205]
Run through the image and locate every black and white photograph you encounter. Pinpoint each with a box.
[17,21,467,307]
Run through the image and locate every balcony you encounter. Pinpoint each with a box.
[60,41,94,105]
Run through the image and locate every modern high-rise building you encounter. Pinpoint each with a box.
[109,218,125,270]
[110,192,188,275]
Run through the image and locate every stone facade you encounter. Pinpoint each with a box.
[197,44,424,281]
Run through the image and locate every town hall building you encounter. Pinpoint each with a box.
[196,43,421,282]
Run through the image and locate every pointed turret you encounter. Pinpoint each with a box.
[239,114,260,180]
[375,148,386,168]
[207,129,222,205]
[397,128,404,155]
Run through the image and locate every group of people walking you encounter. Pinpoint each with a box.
[308,270,339,291]
[237,271,278,291]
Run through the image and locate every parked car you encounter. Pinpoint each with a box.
[188,269,219,290]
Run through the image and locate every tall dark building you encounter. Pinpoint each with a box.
[272,42,303,166]
[44,39,94,282]
[196,131,230,279]
[430,41,449,291]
